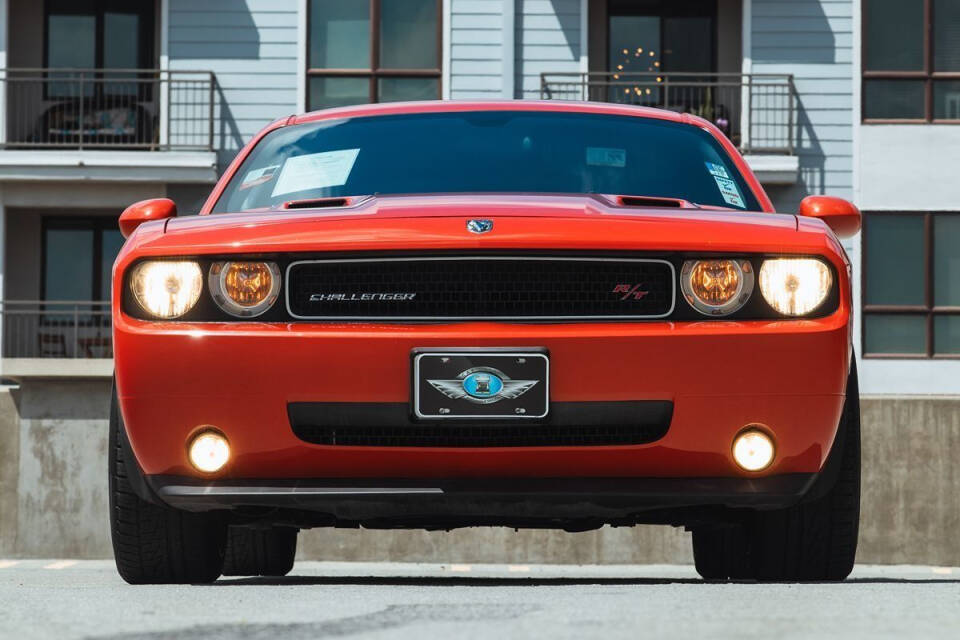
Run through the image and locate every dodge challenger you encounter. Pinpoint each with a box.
[110,100,861,583]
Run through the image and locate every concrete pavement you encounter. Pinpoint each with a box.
[1,561,959,639]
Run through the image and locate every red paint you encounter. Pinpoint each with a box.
[114,101,853,483]
[798,195,862,238]
[118,198,177,238]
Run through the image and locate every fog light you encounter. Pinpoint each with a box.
[188,430,230,473]
[732,428,775,472]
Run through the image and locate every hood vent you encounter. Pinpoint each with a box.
[618,196,686,208]
[283,197,351,210]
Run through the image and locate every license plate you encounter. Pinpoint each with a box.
[413,349,549,419]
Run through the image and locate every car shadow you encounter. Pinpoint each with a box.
[209,575,960,587]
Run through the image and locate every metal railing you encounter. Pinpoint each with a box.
[539,72,796,154]
[1,68,215,151]
[1,301,112,359]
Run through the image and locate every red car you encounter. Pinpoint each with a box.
[110,101,861,584]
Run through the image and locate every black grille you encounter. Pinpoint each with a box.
[286,257,674,319]
[289,402,672,448]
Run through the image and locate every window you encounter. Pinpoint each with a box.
[862,213,960,357]
[45,0,155,98]
[306,0,441,110]
[213,111,761,213]
[863,0,960,121]
[43,218,125,302]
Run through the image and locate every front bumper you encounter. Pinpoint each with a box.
[115,311,850,485]
[149,474,816,527]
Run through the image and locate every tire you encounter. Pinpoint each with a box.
[109,383,228,584]
[222,526,298,577]
[692,360,861,582]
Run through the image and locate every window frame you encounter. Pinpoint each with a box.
[305,0,442,110]
[861,0,960,123]
[862,211,960,359]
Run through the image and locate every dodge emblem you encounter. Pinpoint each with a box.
[466,219,493,234]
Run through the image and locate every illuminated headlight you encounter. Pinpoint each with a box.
[759,258,833,316]
[681,259,754,316]
[209,261,281,317]
[129,261,203,319]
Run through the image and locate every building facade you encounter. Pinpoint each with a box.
[0,0,958,562]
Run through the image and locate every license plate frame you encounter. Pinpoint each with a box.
[412,348,549,420]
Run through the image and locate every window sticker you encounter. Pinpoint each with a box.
[587,147,626,168]
[705,161,730,179]
[239,165,280,191]
[271,148,361,197]
[712,175,746,208]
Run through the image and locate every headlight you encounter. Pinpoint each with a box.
[209,261,281,317]
[129,261,203,319]
[681,259,754,316]
[759,258,833,316]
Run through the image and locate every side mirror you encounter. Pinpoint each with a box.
[797,196,861,239]
[119,198,177,238]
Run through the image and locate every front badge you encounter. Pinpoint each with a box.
[466,219,493,234]
[414,351,549,419]
[428,367,538,405]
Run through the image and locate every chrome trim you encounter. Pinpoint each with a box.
[284,256,677,321]
[413,350,550,420]
[159,485,444,497]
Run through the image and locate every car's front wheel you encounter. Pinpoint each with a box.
[691,360,861,582]
[109,383,228,584]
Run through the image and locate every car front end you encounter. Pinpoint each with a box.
[109,101,860,584]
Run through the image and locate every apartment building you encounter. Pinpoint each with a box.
[0,0,957,561]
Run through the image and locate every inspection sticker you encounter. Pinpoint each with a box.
[272,148,360,197]
[587,147,626,168]
[705,161,730,179]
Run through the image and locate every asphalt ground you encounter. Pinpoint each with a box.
[1,561,958,640]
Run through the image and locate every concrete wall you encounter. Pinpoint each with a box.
[1,381,959,566]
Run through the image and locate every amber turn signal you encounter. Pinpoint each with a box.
[681,259,754,316]
[209,261,281,317]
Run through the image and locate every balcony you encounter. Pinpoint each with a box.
[0,68,218,183]
[1,300,113,379]
[539,72,799,183]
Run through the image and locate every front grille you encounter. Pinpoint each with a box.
[285,256,675,320]
[289,401,672,448]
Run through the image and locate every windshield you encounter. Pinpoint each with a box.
[212,110,761,213]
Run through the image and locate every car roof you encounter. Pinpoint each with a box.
[291,100,687,126]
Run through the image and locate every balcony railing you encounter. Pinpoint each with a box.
[539,72,796,154]
[0,68,215,151]
[1,301,112,359]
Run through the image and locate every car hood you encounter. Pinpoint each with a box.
[124,193,840,260]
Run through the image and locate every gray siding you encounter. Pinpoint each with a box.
[751,0,854,212]
[168,0,300,170]
[516,0,582,98]
[450,0,508,98]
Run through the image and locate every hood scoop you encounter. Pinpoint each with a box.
[616,195,691,209]
[283,196,353,210]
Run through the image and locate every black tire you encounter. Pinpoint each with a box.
[692,360,861,582]
[222,526,298,577]
[109,383,228,584]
